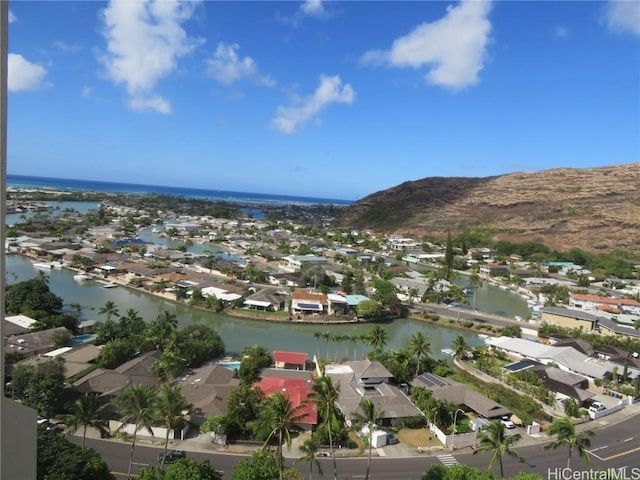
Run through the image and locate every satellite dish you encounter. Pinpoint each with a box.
[632,352,639,358]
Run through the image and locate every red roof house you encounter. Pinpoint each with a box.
[273,350,308,370]
[254,375,317,429]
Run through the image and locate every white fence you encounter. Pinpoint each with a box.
[429,422,477,450]
[109,420,189,440]
[589,401,624,420]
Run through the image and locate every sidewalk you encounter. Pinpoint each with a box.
[77,400,640,459]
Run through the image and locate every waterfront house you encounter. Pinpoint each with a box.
[243,288,287,311]
[273,351,307,370]
[291,291,328,316]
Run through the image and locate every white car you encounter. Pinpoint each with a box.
[589,402,606,413]
[501,416,516,429]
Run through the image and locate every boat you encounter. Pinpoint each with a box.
[33,262,56,269]
[440,348,455,356]
[73,273,91,282]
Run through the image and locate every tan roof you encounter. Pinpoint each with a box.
[291,291,328,302]
[62,344,102,364]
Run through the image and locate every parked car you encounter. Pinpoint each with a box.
[589,402,606,413]
[500,416,516,429]
[387,433,399,445]
[158,450,186,464]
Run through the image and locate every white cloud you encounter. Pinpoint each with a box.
[271,74,355,135]
[8,10,17,23]
[205,42,274,87]
[603,0,640,36]
[54,41,82,53]
[300,0,324,17]
[82,86,93,98]
[361,0,492,90]
[99,0,203,113]
[7,53,49,92]
[128,95,172,114]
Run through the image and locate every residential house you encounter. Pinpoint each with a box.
[479,264,509,277]
[268,273,306,288]
[597,316,640,339]
[254,369,317,431]
[72,350,161,399]
[325,360,422,427]
[485,336,640,382]
[291,291,328,316]
[528,364,595,404]
[412,372,511,420]
[3,315,37,337]
[5,327,69,358]
[273,351,307,370]
[541,307,599,332]
[244,288,287,311]
[283,255,328,271]
[176,364,240,426]
[570,293,640,316]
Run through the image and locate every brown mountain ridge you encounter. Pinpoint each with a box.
[340,163,640,253]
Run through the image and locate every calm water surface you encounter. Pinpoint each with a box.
[6,254,487,359]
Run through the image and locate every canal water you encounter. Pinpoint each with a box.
[6,254,490,360]
[5,200,529,359]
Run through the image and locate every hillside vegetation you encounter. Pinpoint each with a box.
[340,163,640,253]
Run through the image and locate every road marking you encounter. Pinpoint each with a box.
[111,472,138,478]
[602,446,640,462]
[437,454,459,467]
[589,446,608,453]
[623,437,633,442]
[587,448,605,461]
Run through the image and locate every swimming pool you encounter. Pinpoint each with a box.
[71,334,96,344]
[216,361,241,371]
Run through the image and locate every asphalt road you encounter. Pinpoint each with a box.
[413,304,525,330]
[79,415,640,480]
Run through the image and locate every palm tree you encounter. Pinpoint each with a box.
[406,331,431,376]
[149,310,178,350]
[469,272,483,311]
[120,308,145,336]
[308,374,340,480]
[99,300,120,322]
[562,398,580,418]
[545,417,594,469]
[60,393,109,449]
[36,270,50,285]
[473,419,524,477]
[350,398,384,480]
[115,385,158,480]
[451,334,469,360]
[157,383,189,467]
[258,392,305,480]
[295,434,323,480]
[366,325,388,351]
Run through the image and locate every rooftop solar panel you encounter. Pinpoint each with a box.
[297,303,322,310]
[416,372,448,388]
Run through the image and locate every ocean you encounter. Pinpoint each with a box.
[7,174,353,207]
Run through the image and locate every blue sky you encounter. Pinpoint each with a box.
[6,0,639,200]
